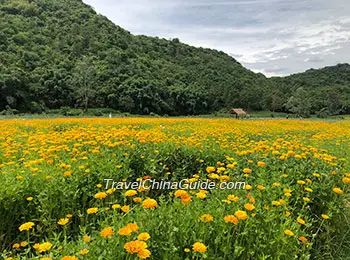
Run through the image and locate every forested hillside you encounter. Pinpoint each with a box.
[269,64,350,116]
[0,0,349,116]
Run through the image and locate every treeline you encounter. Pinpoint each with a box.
[0,0,349,116]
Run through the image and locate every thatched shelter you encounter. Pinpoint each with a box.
[230,108,248,119]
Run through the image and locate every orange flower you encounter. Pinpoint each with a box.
[200,214,214,223]
[142,198,158,209]
[100,227,114,238]
[243,168,252,174]
[224,215,238,224]
[192,242,207,253]
[257,161,266,167]
[299,236,308,243]
[244,203,255,211]
[234,210,248,220]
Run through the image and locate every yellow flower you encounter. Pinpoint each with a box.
[38,242,53,253]
[206,166,216,173]
[100,227,114,238]
[126,223,139,232]
[200,214,214,223]
[245,184,252,190]
[284,230,294,236]
[12,243,20,249]
[303,197,310,202]
[227,194,239,202]
[285,211,291,217]
[121,205,130,213]
[125,190,137,197]
[26,197,33,201]
[96,183,103,188]
[257,161,266,167]
[297,180,306,185]
[61,256,78,260]
[297,218,306,225]
[20,241,27,247]
[94,192,107,200]
[118,227,133,236]
[234,210,248,220]
[63,171,72,177]
[196,192,207,199]
[272,201,281,206]
[321,214,329,220]
[304,187,313,192]
[87,207,98,214]
[142,198,158,209]
[333,187,343,195]
[224,215,239,224]
[41,258,53,260]
[138,232,151,241]
[283,188,292,193]
[257,185,265,190]
[133,197,142,203]
[83,235,90,243]
[79,249,89,255]
[174,190,188,198]
[279,199,286,205]
[243,168,252,174]
[106,188,116,194]
[192,242,207,253]
[19,222,35,232]
[112,204,121,209]
[227,163,236,169]
[184,248,190,252]
[57,218,69,226]
[138,249,151,259]
[244,203,255,211]
[342,177,350,183]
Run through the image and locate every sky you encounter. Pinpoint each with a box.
[83,0,350,77]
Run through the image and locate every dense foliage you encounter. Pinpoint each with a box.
[0,0,349,116]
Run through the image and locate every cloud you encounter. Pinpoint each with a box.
[83,0,350,76]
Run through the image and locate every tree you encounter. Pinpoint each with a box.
[71,57,97,112]
[285,87,311,117]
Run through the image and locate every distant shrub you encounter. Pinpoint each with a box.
[1,105,19,115]
[316,108,329,118]
[60,106,70,116]
[67,109,83,116]
[29,101,45,114]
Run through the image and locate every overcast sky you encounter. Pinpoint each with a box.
[83,0,350,77]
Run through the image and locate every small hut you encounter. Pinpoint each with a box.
[230,108,248,119]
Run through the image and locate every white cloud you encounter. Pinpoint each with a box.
[83,0,350,76]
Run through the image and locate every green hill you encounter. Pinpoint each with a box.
[0,0,349,116]
[269,64,350,115]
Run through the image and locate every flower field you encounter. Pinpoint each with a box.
[0,118,349,260]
